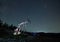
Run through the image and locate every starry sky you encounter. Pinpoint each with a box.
[0,0,60,33]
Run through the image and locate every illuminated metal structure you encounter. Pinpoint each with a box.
[13,17,31,35]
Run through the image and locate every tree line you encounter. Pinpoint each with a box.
[0,19,17,37]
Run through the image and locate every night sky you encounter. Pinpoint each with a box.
[0,0,60,33]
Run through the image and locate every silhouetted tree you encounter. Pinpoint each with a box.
[0,19,3,27]
[3,22,9,29]
[9,24,16,31]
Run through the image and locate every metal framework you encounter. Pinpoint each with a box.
[13,18,31,35]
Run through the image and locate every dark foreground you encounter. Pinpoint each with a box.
[0,32,60,42]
